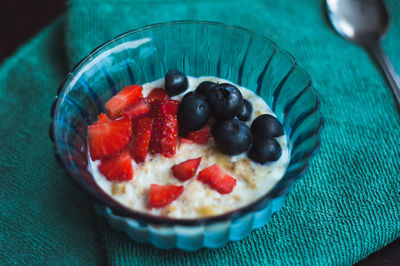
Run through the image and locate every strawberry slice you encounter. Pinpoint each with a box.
[121,98,150,120]
[160,114,178,157]
[144,88,169,108]
[171,157,202,181]
[105,84,143,119]
[198,164,237,194]
[88,117,132,160]
[148,99,179,157]
[98,150,134,181]
[186,126,211,144]
[147,87,168,100]
[179,137,195,145]
[131,117,153,163]
[93,112,111,125]
[148,184,184,209]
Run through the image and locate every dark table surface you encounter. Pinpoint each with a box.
[1,1,399,265]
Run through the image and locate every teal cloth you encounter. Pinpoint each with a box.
[1,0,400,264]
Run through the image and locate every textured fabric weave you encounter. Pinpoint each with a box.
[1,0,400,265]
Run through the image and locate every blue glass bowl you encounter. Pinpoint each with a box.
[50,21,323,250]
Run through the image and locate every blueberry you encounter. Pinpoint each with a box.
[236,99,253,121]
[207,83,243,120]
[178,93,210,131]
[165,70,188,97]
[211,119,252,155]
[250,114,283,138]
[248,138,282,164]
[182,91,196,100]
[196,81,217,97]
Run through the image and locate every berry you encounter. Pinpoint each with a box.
[93,113,110,125]
[148,184,184,209]
[121,98,150,120]
[88,117,132,160]
[182,91,196,100]
[160,114,178,157]
[98,150,134,181]
[207,83,243,120]
[195,81,216,97]
[148,99,179,157]
[177,93,210,131]
[186,126,211,144]
[198,164,236,194]
[236,99,253,121]
[248,138,282,164]
[147,87,168,100]
[250,114,283,139]
[105,84,143,119]
[179,137,195,145]
[165,70,188,97]
[211,119,252,155]
[171,157,202,181]
[131,117,153,163]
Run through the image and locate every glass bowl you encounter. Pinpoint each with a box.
[50,21,323,250]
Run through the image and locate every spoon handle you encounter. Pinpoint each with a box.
[368,43,400,106]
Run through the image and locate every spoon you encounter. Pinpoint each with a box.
[326,0,400,107]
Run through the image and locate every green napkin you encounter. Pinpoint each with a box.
[1,0,400,264]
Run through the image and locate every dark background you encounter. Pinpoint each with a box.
[1,1,399,265]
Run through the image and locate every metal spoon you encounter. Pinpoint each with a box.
[326,0,400,107]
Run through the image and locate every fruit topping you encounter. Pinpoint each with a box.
[148,99,179,157]
[207,83,243,120]
[121,98,150,120]
[198,164,236,194]
[165,70,188,97]
[182,91,196,100]
[147,87,168,100]
[195,81,217,97]
[93,112,111,125]
[171,157,202,181]
[105,84,143,119]
[236,99,253,121]
[211,119,252,155]
[177,93,210,131]
[248,138,282,164]
[250,114,283,139]
[98,150,134,181]
[148,184,184,209]
[160,114,179,157]
[131,117,153,163]
[88,117,132,160]
[186,126,211,144]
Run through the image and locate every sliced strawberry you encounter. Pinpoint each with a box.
[105,84,143,119]
[148,99,179,157]
[171,157,202,181]
[164,99,179,115]
[121,98,150,120]
[179,137,195,145]
[147,87,168,100]
[93,112,111,125]
[144,88,169,108]
[148,184,184,209]
[198,164,237,194]
[98,150,134,181]
[160,114,178,157]
[186,126,211,144]
[131,117,153,163]
[88,117,132,160]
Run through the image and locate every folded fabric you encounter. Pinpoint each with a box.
[1,0,399,264]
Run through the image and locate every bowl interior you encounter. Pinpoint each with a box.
[50,21,323,225]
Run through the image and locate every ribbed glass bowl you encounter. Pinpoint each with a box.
[50,21,323,249]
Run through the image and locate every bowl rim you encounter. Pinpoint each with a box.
[50,20,324,226]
